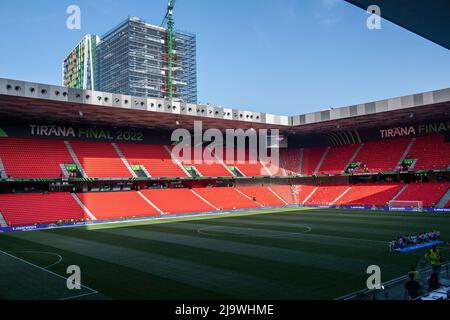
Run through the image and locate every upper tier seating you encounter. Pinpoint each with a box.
[305,185,350,205]
[140,188,216,214]
[318,144,360,175]
[0,193,86,226]
[280,149,300,176]
[337,183,404,206]
[193,187,261,210]
[0,138,73,178]
[395,182,450,208]
[117,143,187,178]
[176,147,233,177]
[237,186,286,207]
[353,138,410,173]
[223,148,270,177]
[77,192,159,219]
[300,147,327,175]
[70,141,131,178]
[406,135,450,170]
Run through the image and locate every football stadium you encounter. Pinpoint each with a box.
[0,0,449,306]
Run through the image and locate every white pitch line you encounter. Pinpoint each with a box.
[6,251,63,269]
[59,291,99,301]
[0,249,99,299]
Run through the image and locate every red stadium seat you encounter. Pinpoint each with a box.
[318,144,360,175]
[70,141,132,178]
[280,149,301,176]
[353,138,411,173]
[269,185,297,204]
[0,138,74,178]
[223,148,269,177]
[395,182,450,208]
[140,188,216,214]
[77,192,160,219]
[175,146,233,177]
[0,193,86,226]
[118,143,188,178]
[301,147,327,175]
[337,183,404,206]
[193,187,261,210]
[406,135,450,171]
[305,185,350,205]
[237,186,287,207]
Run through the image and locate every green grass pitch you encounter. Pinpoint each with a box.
[0,208,449,300]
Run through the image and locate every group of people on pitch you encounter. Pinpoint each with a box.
[404,245,446,300]
[389,230,441,251]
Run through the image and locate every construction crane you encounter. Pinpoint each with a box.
[162,0,177,101]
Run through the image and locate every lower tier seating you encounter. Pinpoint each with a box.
[140,188,216,214]
[193,187,261,210]
[395,182,450,208]
[337,183,404,206]
[0,193,87,227]
[269,185,297,204]
[295,185,318,204]
[77,192,159,219]
[237,186,286,207]
[305,185,350,205]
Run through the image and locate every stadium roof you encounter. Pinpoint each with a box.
[345,0,450,50]
[0,77,449,134]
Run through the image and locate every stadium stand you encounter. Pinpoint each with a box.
[352,138,410,173]
[318,144,361,174]
[300,147,327,175]
[280,148,300,176]
[193,187,261,210]
[223,148,269,177]
[140,188,216,214]
[70,141,132,178]
[295,184,319,204]
[176,147,233,177]
[270,185,297,204]
[406,135,450,170]
[0,138,74,178]
[118,143,188,178]
[394,182,450,208]
[337,183,404,206]
[77,192,160,219]
[237,186,287,206]
[305,184,350,205]
[0,193,87,226]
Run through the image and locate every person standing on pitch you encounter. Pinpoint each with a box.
[425,245,443,279]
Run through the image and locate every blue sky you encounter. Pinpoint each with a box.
[0,0,449,115]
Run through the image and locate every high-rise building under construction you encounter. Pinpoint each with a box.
[62,35,100,91]
[63,17,197,103]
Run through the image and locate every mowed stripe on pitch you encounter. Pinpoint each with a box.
[92,226,383,273]
[9,230,320,299]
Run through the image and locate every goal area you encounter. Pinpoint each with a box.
[388,200,423,212]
